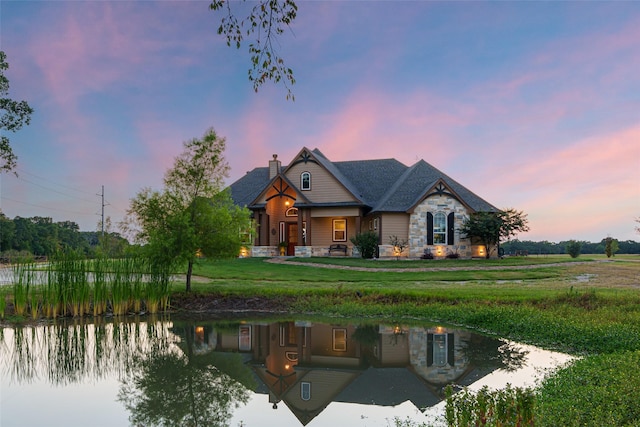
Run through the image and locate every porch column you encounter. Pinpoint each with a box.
[259,210,269,246]
[297,210,304,246]
[305,209,312,246]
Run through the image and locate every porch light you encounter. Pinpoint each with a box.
[285,200,290,206]
[436,246,443,256]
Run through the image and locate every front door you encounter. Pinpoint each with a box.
[286,223,298,256]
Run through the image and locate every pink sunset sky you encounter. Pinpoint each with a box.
[1,1,638,242]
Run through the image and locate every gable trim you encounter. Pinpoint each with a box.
[249,173,312,207]
[407,179,475,213]
[281,147,365,204]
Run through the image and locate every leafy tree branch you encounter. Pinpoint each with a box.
[210,0,298,100]
[0,51,34,173]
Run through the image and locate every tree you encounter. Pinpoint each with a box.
[0,211,15,252]
[1,51,34,173]
[460,208,530,259]
[118,321,254,427]
[604,237,619,258]
[126,128,251,291]
[565,240,582,258]
[210,0,298,100]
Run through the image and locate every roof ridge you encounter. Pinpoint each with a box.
[372,162,425,212]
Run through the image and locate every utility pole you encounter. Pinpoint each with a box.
[100,185,105,237]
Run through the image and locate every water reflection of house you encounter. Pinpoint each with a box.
[186,321,503,426]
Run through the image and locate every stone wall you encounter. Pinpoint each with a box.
[409,327,471,385]
[408,194,473,258]
[250,246,278,257]
[294,246,312,257]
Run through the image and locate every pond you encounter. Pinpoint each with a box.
[0,316,572,427]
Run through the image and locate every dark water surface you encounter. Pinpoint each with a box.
[0,315,571,426]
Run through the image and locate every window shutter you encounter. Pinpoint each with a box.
[447,333,455,366]
[447,212,455,245]
[427,213,434,246]
[427,333,433,367]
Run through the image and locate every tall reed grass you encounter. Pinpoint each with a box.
[5,253,172,320]
[0,287,7,318]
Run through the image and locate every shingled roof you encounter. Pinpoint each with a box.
[228,149,498,213]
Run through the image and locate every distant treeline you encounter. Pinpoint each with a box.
[501,239,640,255]
[0,214,130,259]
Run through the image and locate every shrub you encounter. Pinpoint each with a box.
[350,231,378,259]
[421,249,434,259]
[446,246,460,259]
[565,240,582,258]
[389,235,408,259]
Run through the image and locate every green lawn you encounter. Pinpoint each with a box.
[187,255,640,426]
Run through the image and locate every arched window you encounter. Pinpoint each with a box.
[427,211,455,245]
[433,213,446,244]
[301,172,311,190]
[301,382,311,401]
[285,207,298,217]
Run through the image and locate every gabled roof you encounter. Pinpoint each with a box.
[370,160,499,213]
[229,148,498,213]
[332,157,408,206]
[309,148,365,204]
[229,167,270,208]
[334,367,441,409]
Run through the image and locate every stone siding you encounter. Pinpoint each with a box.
[409,327,471,385]
[409,195,473,258]
[294,246,312,257]
[250,246,279,257]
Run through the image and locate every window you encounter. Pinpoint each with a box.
[301,382,311,401]
[333,328,347,351]
[301,172,311,190]
[427,332,455,367]
[239,325,252,351]
[279,322,298,347]
[333,219,346,242]
[433,213,446,244]
[427,212,455,246]
[285,207,298,217]
[433,334,447,366]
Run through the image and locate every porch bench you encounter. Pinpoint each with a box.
[328,244,348,256]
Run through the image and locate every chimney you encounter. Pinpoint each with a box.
[269,154,281,179]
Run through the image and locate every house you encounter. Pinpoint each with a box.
[182,319,504,425]
[229,147,499,258]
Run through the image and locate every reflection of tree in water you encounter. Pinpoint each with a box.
[461,335,529,372]
[118,322,255,427]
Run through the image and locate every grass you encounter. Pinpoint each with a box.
[186,255,640,426]
[2,254,639,426]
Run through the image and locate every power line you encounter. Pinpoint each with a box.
[15,175,98,204]
[16,168,97,196]
[1,196,96,217]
